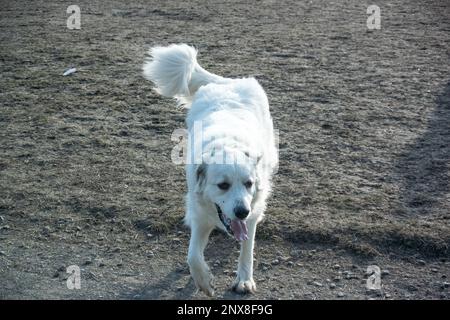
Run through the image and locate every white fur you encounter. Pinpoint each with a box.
[143,44,278,296]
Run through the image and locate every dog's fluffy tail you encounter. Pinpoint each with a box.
[142,44,226,106]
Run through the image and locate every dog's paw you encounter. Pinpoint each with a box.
[195,274,215,297]
[191,266,215,297]
[232,277,256,294]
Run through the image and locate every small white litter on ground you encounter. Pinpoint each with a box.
[63,68,77,76]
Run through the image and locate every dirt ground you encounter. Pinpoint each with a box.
[1,0,449,300]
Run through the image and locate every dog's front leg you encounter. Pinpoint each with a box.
[187,223,214,296]
[233,218,258,294]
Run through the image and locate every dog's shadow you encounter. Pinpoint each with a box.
[120,267,198,300]
[393,80,450,217]
[121,231,247,299]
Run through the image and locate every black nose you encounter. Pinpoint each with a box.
[234,206,249,220]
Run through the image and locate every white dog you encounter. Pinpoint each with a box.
[143,44,278,296]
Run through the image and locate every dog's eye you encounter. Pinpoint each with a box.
[217,182,230,190]
[244,180,253,188]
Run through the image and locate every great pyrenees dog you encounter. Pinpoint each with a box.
[142,44,278,296]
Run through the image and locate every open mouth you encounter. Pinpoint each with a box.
[215,203,248,242]
[215,203,232,234]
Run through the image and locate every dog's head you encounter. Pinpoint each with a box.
[195,148,261,241]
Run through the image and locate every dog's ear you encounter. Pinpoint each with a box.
[244,150,262,164]
[256,155,262,164]
[195,163,207,193]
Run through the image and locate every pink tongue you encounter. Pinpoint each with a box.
[230,219,248,241]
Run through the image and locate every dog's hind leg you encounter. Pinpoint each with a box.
[233,218,258,294]
[187,222,215,297]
